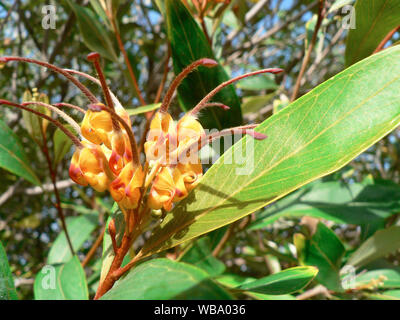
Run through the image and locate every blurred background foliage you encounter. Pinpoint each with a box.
[1,0,400,300]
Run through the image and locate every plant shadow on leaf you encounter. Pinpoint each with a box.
[141,183,270,257]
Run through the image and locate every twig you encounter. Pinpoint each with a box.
[110,18,146,106]
[0,0,17,33]
[212,222,237,257]
[41,132,75,256]
[82,225,105,267]
[291,0,325,101]
[373,25,400,54]
[296,284,332,300]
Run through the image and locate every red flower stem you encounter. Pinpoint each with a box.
[159,58,218,114]
[0,99,83,148]
[87,53,121,133]
[54,102,85,114]
[191,68,283,114]
[0,56,98,103]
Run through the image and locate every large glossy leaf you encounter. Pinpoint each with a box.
[180,237,226,276]
[101,258,232,300]
[0,119,40,185]
[48,214,98,264]
[237,266,318,295]
[67,0,118,62]
[347,226,400,269]
[250,179,400,238]
[165,0,242,130]
[345,0,400,66]
[294,222,345,291]
[34,256,88,300]
[139,46,400,259]
[0,241,18,300]
[367,289,400,300]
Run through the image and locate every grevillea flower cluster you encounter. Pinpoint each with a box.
[0,53,282,217]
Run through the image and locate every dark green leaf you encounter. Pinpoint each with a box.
[180,237,226,276]
[0,241,18,300]
[237,266,318,295]
[101,258,232,300]
[165,0,242,129]
[0,119,40,185]
[67,0,118,61]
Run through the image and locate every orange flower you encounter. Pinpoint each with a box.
[109,132,133,175]
[81,108,113,148]
[175,114,206,162]
[147,161,203,211]
[109,162,144,209]
[68,142,113,192]
[144,111,177,163]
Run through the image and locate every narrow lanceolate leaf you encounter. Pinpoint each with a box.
[139,46,400,258]
[67,0,118,62]
[345,0,400,66]
[347,226,400,269]
[0,241,18,300]
[165,0,242,130]
[0,119,40,186]
[34,256,88,300]
[101,259,232,300]
[237,266,318,295]
[48,214,98,264]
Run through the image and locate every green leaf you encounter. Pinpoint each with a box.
[0,241,18,300]
[250,179,400,238]
[34,256,88,300]
[53,125,73,166]
[0,119,40,185]
[367,289,400,300]
[236,75,277,91]
[101,258,232,300]
[241,94,274,115]
[237,266,318,295]
[126,103,161,116]
[48,214,98,264]
[347,226,400,269]
[139,46,400,259]
[180,237,226,276]
[345,0,400,66]
[67,0,118,62]
[165,0,242,130]
[356,268,400,289]
[294,222,345,291]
